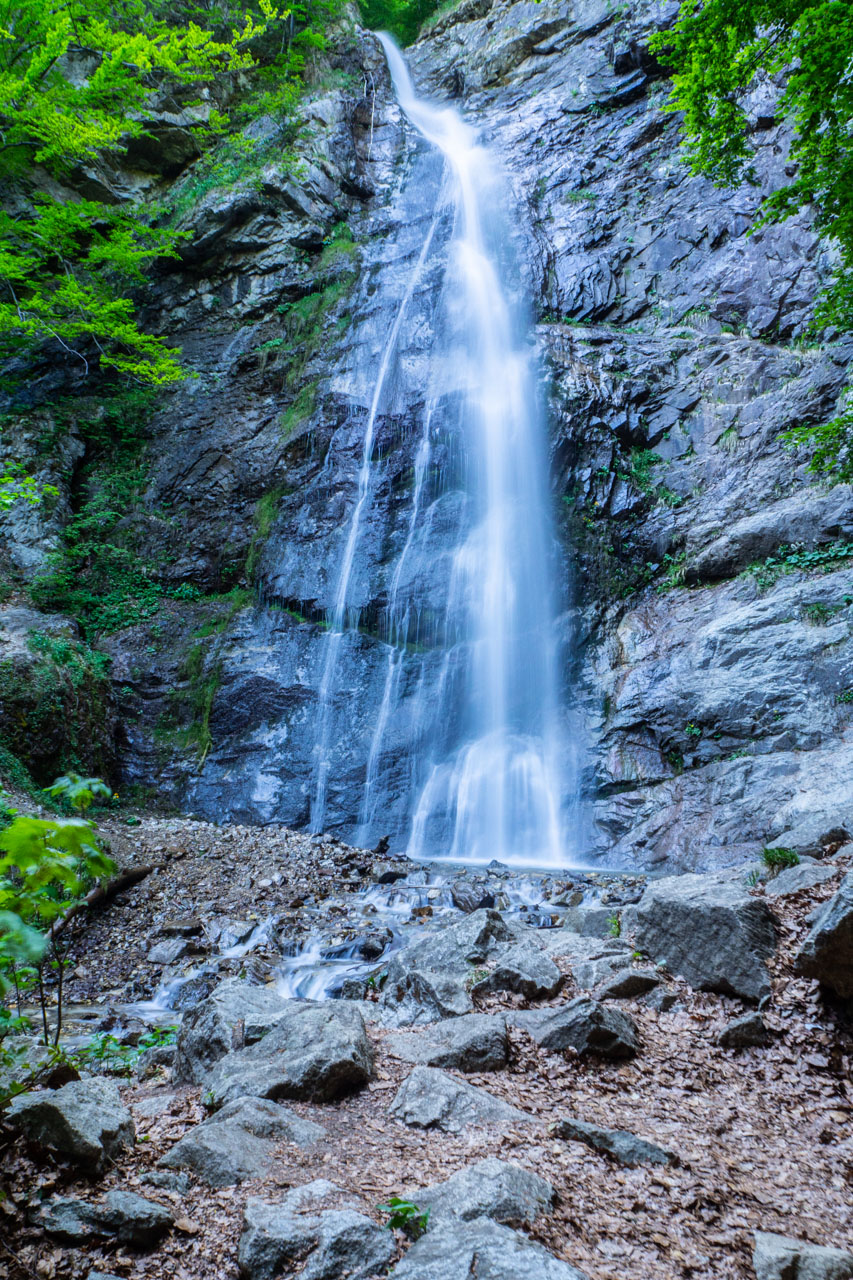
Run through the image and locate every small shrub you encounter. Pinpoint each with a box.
[761,847,800,873]
[378,1197,430,1240]
[607,912,621,938]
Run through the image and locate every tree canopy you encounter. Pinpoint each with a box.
[0,0,288,386]
[652,1,853,479]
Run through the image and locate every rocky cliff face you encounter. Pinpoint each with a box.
[2,0,852,870]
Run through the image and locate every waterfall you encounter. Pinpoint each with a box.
[309,34,573,868]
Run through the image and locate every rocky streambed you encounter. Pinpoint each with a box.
[2,811,853,1280]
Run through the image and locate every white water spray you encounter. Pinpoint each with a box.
[378,35,568,867]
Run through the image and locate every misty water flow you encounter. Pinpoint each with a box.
[310,35,573,868]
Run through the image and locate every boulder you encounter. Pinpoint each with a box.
[470,943,563,1000]
[794,871,853,998]
[175,979,294,1083]
[147,938,190,965]
[389,1216,589,1278]
[159,1096,325,1187]
[384,910,515,984]
[508,998,640,1058]
[411,1158,554,1225]
[623,872,777,1000]
[238,1181,396,1280]
[717,1012,771,1049]
[8,1078,134,1171]
[753,1230,853,1280]
[381,969,473,1026]
[551,1117,676,1167]
[763,864,837,898]
[205,1003,373,1107]
[571,953,631,990]
[596,968,660,1000]
[386,1014,508,1072]
[560,904,617,938]
[389,1066,535,1134]
[36,1190,172,1247]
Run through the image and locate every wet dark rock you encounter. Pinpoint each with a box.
[371,859,409,884]
[470,943,563,1000]
[753,1230,853,1280]
[622,873,777,1001]
[508,998,640,1058]
[551,1116,676,1167]
[794,871,853,999]
[717,1012,771,1050]
[389,1216,589,1279]
[389,1066,535,1133]
[238,1181,396,1280]
[411,1157,554,1225]
[8,1078,135,1171]
[160,1096,325,1186]
[205,1003,373,1106]
[386,1013,508,1072]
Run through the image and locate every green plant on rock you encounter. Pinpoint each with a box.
[378,1197,430,1240]
[657,551,688,592]
[607,912,621,938]
[651,1,853,482]
[746,542,853,592]
[761,847,800,874]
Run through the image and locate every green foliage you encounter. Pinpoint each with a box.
[358,0,445,45]
[761,846,800,873]
[746,541,853,591]
[652,1,853,477]
[0,787,115,1048]
[606,912,621,938]
[657,550,688,592]
[378,1197,430,1240]
[246,488,285,579]
[47,772,111,813]
[71,1024,177,1075]
[0,0,291,384]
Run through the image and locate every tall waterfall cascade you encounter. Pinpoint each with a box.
[309,35,576,868]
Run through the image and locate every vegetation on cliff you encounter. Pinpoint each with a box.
[654,0,853,480]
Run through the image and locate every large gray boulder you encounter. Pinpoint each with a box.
[411,1158,554,1226]
[175,979,294,1083]
[381,969,473,1026]
[386,1014,508,1072]
[8,1079,135,1171]
[794,871,853,998]
[238,1181,396,1280]
[471,943,563,1000]
[159,1096,325,1186]
[551,1117,676,1167]
[763,864,837,898]
[205,1003,373,1107]
[753,1230,853,1280]
[389,1067,535,1134]
[508,998,639,1058]
[623,872,777,1000]
[384,910,515,984]
[390,1217,589,1278]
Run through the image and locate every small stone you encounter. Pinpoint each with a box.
[753,1230,853,1280]
[411,1157,554,1225]
[551,1116,677,1167]
[96,1190,174,1246]
[508,997,640,1058]
[717,1012,771,1049]
[147,937,190,965]
[389,1066,535,1134]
